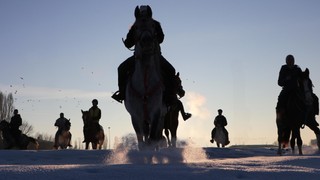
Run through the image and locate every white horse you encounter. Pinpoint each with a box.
[56,119,72,149]
[211,126,227,148]
[124,6,166,150]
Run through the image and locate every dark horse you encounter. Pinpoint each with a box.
[0,120,39,150]
[55,119,72,149]
[276,68,315,155]
[164,72,191,147]
[81,110,105,149]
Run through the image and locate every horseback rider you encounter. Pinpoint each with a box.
[54,112,72,149]
[83,99,101,143]
[300,69,320,146]
[210,109,230,145]
[10,109,22,145]
[111,5,184,106]
[276,54,302,113]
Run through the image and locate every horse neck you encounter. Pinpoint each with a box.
[132,53,162,91]
[302,80,313,106]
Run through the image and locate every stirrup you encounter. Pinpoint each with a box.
[111,91,123,103]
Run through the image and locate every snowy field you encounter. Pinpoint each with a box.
[0,145,320,180]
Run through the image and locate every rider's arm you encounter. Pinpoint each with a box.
[124,26,136,48]
[277,66,287,87]
[154,20,164,44]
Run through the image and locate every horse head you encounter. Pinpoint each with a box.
[298,68,313,105]
[81,110,90,126]
[64,119,71,131]
[174,72,185,98]
[0,120,9,130]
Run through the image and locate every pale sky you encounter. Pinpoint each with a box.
[1,0,320,148]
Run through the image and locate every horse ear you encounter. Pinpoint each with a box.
[134,6,140,18]
[177,72,180,77]
[146,5,152,18]
[81,110,83,113]
[305,68,310,76]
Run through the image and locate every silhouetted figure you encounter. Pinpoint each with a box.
[54,113,72,149]
[10,109,22,145]
[299,69,320,146]
[111,5,183,105]
[211,109,230,145]
[276,54,302,112]
[83,99,101,143]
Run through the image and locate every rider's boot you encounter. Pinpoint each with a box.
[112,80,126,103]
[112,90,124,103]
[183,113,192,121]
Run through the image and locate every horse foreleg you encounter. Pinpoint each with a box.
[92,143,97,150]
[297,131,303,155]
[290,136,296,154]
[85,142,89,150]
[277,143,282,155]
[164,128,171,147]
[277,134,283,155]
[170,128,177,148]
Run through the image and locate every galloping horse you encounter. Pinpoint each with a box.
[81,110,105,149]
[124,6,166,150]
[276,68,313,155]
[0,120,39,150]
[56,119,72,149]
[211,126,227,148]
[164,72,190,147]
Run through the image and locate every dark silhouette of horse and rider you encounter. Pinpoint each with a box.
[111,5,192,150]
[276,54,320,155]
[0,109,38,149]
[210,109,230,148]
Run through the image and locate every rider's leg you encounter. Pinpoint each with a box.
[177,100,192,121]
[54,130,60,149]
[224,128,230,145]
[68,133,72,147]
[83,126,87,143]
[112,56,135,103]
[12,129,21,146]
[160,55,179,105]
[210,128,216,143]
[276,90,287,113]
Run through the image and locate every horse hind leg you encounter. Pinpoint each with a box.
[316,133,320,151]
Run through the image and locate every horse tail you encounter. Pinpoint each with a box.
[28,137,39,150]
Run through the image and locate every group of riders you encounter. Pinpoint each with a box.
[53,99,102,149]
[2,6,320,149]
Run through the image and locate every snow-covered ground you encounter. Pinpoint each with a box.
[0,145,320,180]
